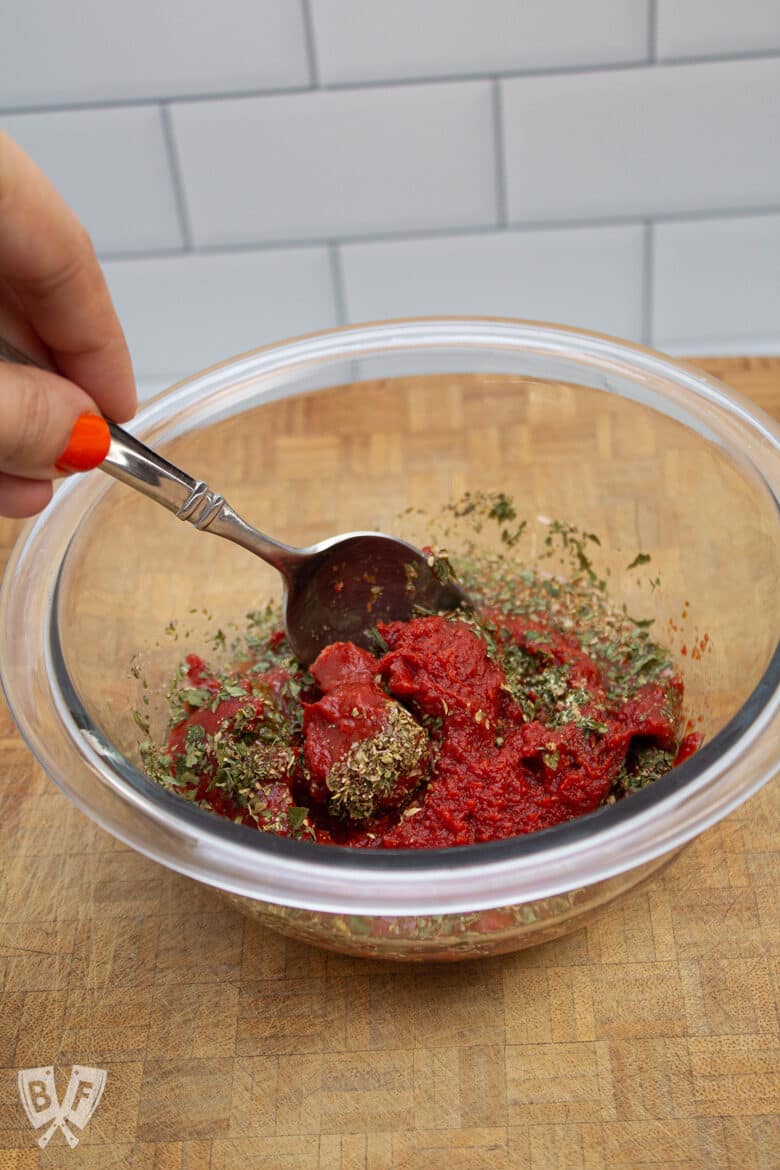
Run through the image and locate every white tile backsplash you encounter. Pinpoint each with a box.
[341,225,645,341]
[310,0,650,84]
[102,247,339,381]
[3,3,779,356]
[502,57,780,224]
[2,107,183,254]
[171,82,497,247]
[657,0,780,61]
[652,212,780,352]
[1,0,310,107]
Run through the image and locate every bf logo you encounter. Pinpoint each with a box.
[18,1065,107,1148]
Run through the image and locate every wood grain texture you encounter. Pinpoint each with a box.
[0,357,777,1168]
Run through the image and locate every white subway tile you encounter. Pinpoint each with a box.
[657,1,780,60]
[652,212,780,352]
[1,1,309,107]
[340,225,644,341]
[102,247,339,381]
[310,0,649,84]
[2,107,183,254]
[171,82,496,247]
[502,57,780,222]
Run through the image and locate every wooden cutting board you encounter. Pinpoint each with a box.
[0,357,777,1170]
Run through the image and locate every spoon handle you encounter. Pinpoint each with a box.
[105,422,303,577]
[105,420,227,529]
[107,425,304,576]
[0,337,304,577]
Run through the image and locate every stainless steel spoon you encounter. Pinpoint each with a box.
[0,337,470,663]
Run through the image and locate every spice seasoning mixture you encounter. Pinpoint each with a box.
[137,495,701,849]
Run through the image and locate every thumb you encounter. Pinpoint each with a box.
[0,362,110,515]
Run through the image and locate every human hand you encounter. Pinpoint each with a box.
[0,132,136,518]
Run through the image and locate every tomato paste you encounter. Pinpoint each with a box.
[139,523,701,849]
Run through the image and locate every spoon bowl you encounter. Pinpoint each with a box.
[281,531,468,663]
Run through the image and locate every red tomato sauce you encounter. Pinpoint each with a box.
[143,594,701,849]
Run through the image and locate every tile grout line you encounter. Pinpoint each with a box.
[3,47,780,117]
[96,203,780,266]
[300,0,320,88]
[159,103,194,251]
[491,79,509,229]
[642,220,655,346]
[647,0,659,63]
[328,242,348,326]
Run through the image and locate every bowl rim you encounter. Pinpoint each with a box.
[2,317,779,916]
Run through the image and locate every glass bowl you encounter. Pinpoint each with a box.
[1,319,778,961]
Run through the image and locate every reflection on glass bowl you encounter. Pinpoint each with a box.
[1,319,778,960]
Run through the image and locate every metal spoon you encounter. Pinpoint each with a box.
[0,337,470,663]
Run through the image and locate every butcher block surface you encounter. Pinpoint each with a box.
[0,356,778,1169]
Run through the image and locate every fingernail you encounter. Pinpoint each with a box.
[55,413,110,473]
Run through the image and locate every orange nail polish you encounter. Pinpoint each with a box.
[55,413,111,472]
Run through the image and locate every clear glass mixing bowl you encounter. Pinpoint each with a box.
[1,319,778,960]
